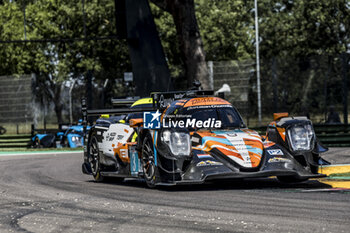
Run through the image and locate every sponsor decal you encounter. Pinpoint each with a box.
[143,112,222,129]
[187,104,231,110]
[197,154,212,158]
[165,114,191,118]
[130,147,141,176]
[196,160,223,167]
[162,118,221,128]
[224,134,251,165]
[174,93,185,99]
[268,157,291,163]
[144,110,161,129]
[184,97,230,107]
[267,149,284,155]
[105,133,114,141]
[191,137,200,143]
[120,149,128,159]
[227,133,237,137]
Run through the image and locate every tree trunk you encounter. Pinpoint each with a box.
[46,79,64,124]
[151,0,210,89]
[53,95,63,124]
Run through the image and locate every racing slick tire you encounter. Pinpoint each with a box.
[32,137,43,149]
[0,126,6,135]
[88,134,104,182]
[62,138,69,148]
[277,176,308,183]
[141,134,158,188]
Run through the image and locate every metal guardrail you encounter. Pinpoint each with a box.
[313,124,350,147]
[30,123,70,137]
[0,134,32,148]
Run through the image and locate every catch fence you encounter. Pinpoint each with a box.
[210,54,350,127]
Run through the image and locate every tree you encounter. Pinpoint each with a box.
[256,0,350,116]
[0,0,131,123]
[150,0,210,89]
[151,0,255,84]
[258,0,350,58]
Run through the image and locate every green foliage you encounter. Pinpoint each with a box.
[0,0,130,80]
[150,3,183,78]
[254,0,350,118]
[0,0,348,86]
[151,0,349,79]
[196,0,254,61]
[151,0,255,78]
[258,0,350,58]
[1,0,348,79]
[0,0,131,123]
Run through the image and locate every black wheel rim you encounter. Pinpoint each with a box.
[142,141,155,180]
[34,138,40,148]
[89,137,99,176]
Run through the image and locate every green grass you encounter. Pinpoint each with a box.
[328,172,350,178]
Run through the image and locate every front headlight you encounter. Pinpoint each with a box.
[161,130,191,156]
[287,123,314,151]
[71,136,82,146]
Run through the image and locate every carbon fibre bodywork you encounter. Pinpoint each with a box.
[82,95,327,187]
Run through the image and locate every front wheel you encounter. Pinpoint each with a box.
[61,137,69,148]
[88,135,104,182]
[141,135,158,188]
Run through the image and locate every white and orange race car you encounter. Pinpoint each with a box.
[82,90,328,188]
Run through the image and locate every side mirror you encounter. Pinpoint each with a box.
[129,118,143,128]
[61,125,69,131]
[273,112,289,121]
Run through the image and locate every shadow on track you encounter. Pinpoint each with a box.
[88,177,332,192]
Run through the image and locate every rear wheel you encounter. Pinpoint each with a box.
[142,135,157,188]
[88,135,104,182]
[33,137,43,148]
[0,126,6,135]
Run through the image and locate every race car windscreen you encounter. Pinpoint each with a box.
[176,105,245,129]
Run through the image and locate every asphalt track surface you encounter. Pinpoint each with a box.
[0,152,349,233]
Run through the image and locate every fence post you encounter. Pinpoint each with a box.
[342,53,348,124]
[272,57,278,113]
[31,124,34,137]
[208,61,214,90]
[324,56,331,122]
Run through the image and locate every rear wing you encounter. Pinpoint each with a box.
[111,97,140,107]
[81,89,214,133]
[151,90,214,109]
[81,98,157,134]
